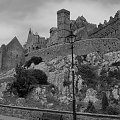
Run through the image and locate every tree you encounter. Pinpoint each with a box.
[24,56,43,68]
[84,101,96,113]
[76,64,98,88]
[102,92,109,112]
[28,69,48,85]
[8,64,48,98]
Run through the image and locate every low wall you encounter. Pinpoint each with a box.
[0,104,120,120]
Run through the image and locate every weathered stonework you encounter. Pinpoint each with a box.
[25,38,120,62]
[47,27,58,47]
[0,37,24,71]
[24,29,48,55]
[57,9,70,43]
[0,105,120,120]
[88,10,120,40]
[70,16,96,40]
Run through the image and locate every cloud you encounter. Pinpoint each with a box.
[0,23,19,45]
[0,0,120,46]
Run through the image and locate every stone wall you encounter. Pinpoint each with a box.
[25,38,120,62]
[88,11,120,39]
[57,9,70,43]
[1,37,25,71]
[47,27,58,47]
[0,105,119,120]
[0,44,6,70]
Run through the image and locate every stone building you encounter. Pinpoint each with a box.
[70,16,96,40]
[48,9,120,43]
[25,9,120,62]
[47,27,58,47]
[88,10,120,39]
[47,9,71,46]
[24,29,48,56]
[57,9,70,43]
[0,36,24,71]
[47,9,96,46]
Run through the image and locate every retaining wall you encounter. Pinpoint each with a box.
[0,104,120,120]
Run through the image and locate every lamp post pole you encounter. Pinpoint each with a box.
[67,30,76,120]
[71,41,76,120]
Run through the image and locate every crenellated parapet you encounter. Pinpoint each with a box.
[88,10,120,39]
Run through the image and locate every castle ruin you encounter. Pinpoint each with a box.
[25,9,120,62]
[1,9,120,71]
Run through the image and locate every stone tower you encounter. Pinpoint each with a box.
[0,44,6,70]
[57,9,70,43]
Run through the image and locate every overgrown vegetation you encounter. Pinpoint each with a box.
[7,63,48,98]
[24,56,43,68]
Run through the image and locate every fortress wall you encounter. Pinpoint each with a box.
[88,17,120,39]
[25,38,120,62]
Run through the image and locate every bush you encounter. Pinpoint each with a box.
[8,64,48,98]
[102,92,109,111]
[24,56,43,68]
[84,101,96,113]
[106,106,119,115]
[28,69,48,85]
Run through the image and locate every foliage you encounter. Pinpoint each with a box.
[111,61,120,67]
[24,56,43,68]
[77,64,98,88]
[84,101,96,113]
[105,106,119,115]
[8,63,48,98]
[63,80,71,87]
[28,69,48,85]
[102,92,109,111]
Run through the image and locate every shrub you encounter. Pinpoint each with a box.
[102,92,109,111]
[8,64,48,98]
[24,56,43,68]
[84,101,96,113]
[106,106,119,115]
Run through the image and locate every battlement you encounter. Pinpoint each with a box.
[88,10,120,36]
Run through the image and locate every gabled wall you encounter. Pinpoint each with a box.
[1,37,25,71]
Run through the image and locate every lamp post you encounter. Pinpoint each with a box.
[66,30,76,120]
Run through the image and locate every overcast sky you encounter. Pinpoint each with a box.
[0,0,120,46]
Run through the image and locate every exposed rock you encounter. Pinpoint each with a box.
[84,88,98,103]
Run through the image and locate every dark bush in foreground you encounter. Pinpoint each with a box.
[7,64,48,98]
[84,101,96,113]
[106,106,119,115]
[24,56,43,68]
[102,92,109,111]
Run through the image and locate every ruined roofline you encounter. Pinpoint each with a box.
[88,10,120,35]
[6,36,23,50]
[28,28,47,39]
